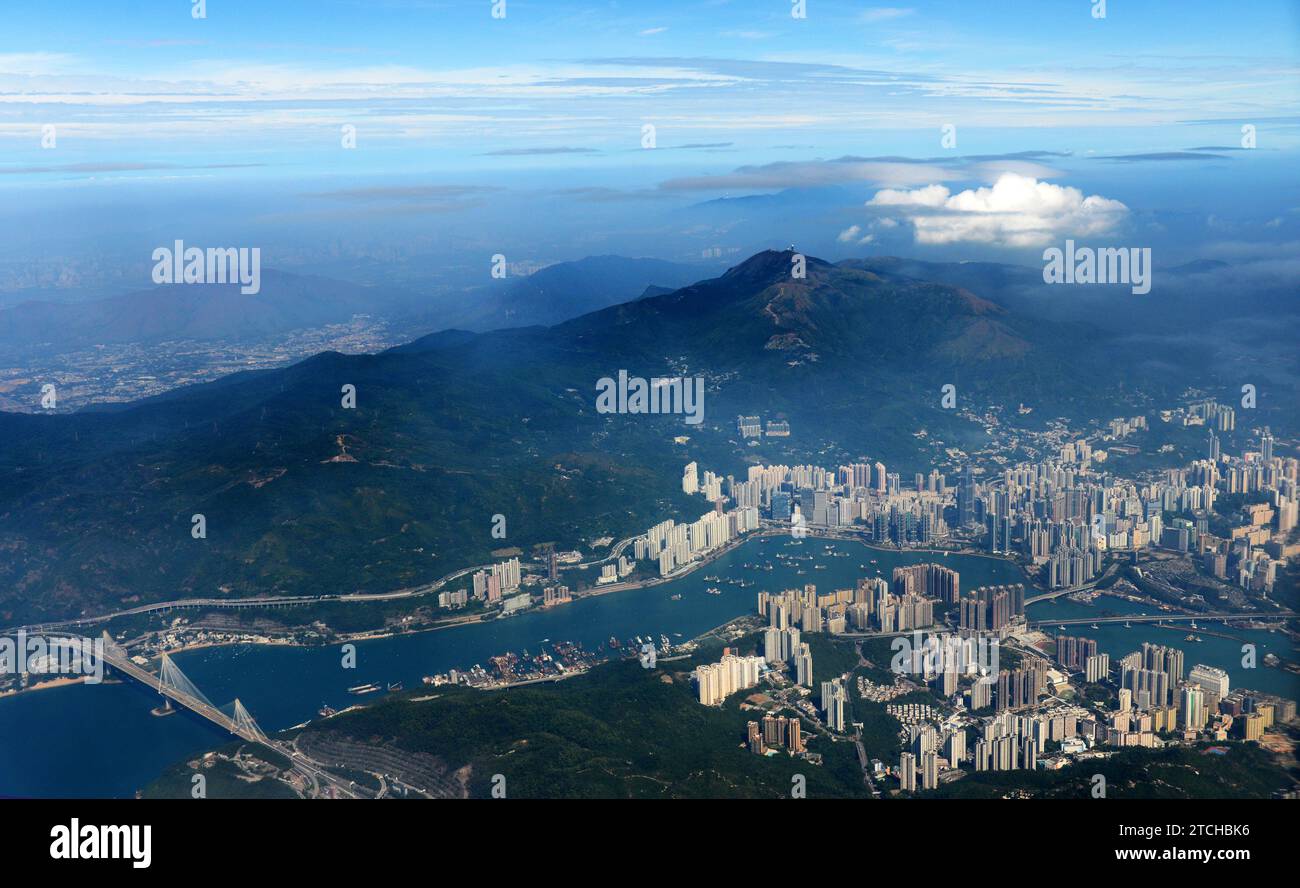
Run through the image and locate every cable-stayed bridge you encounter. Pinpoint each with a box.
[93,632,268,743]
[77,632,358,797]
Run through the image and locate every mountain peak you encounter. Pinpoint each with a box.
[722,248,832,287]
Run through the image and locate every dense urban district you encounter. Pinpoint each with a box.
[126,386,1298,799]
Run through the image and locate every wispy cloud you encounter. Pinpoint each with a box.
[479,146,600,156]
[657,152,1068,192]
[0,161,266,175]
[1094,152,1231,162]
[859,7,915,23]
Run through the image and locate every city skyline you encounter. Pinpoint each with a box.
[0,1,1296,861]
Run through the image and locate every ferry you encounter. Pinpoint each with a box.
[348,683,381,695]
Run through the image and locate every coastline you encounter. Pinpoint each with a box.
[0,674,99,700]
[4,532,1041,697]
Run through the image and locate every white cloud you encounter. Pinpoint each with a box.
[866,173,1128,247]
[661,159,957,191]
[0,52,78,76]
[837,225,875,245]
[870,183,949,208]
[860,7,914,23]
[639,27,669,36]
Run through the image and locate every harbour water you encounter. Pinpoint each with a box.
[0,536,1292,797]
[1028,593,1297,699]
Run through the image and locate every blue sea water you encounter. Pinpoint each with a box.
[0,537,1291,797]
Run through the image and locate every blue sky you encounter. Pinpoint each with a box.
[1,1,1297,289]
[4,0,1298,173]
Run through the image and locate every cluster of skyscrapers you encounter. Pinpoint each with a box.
[956,584,1027,632]
[636,501,760,577]
[441,556,523,608]
[1056,633,1110,683]
[757,573,941,639]
[694,652,766,706]
[470,557,521,602]
[747,714,805,754]
[822,679,848,731]
[761,623,814,685]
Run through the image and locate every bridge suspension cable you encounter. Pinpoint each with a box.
[225,698,269,742]
[157,652,216,709]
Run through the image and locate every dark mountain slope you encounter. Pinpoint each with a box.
[0,250,1141,624]
[450,255,711,331]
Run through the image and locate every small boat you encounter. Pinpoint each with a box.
[1058,625,1066,631]
[670,593,682,601]
[318,704,337,718]
[388,681,403,692]
[1123,621,1131,628]
[1090,624,1099,630]
[348,683,380,695]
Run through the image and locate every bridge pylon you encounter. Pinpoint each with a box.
[227,698,269,742]
[100,630,128,660]
[157,652,215,709]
